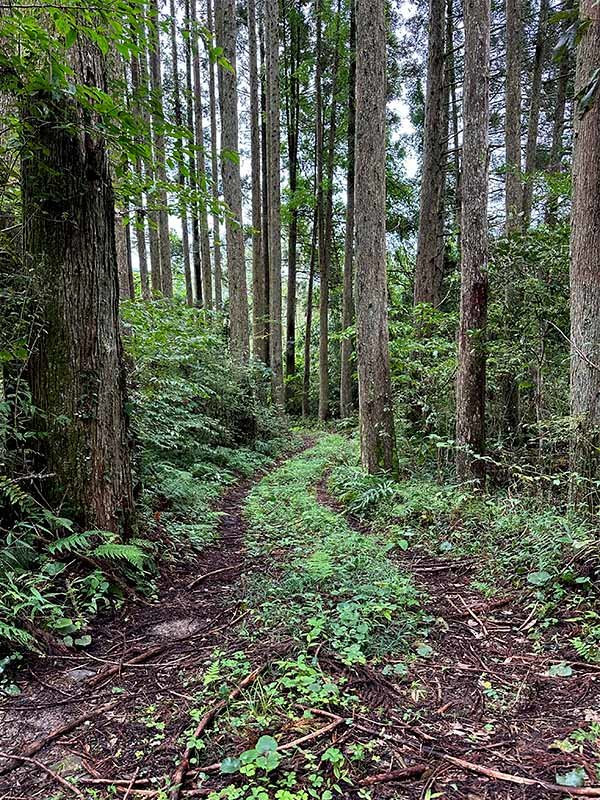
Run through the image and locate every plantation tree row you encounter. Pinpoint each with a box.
[1,0,600,535]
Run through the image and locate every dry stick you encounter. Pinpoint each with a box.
[0,701,118,775]
[123,767,141,800]
[189,564,238,589]
[358,764,429,786]
[441,754,600,796]
[88,643,169,687]
[169,664,267,800]
[196,710,345,772]
[0,752,86,799]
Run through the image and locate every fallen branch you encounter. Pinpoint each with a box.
[442,754,600,796]
[169,664,267,800]
[0,701,118,775]
[88,643,170,687]
[0,751,86,798]
[358,764,429,785]
[189,565,238,589]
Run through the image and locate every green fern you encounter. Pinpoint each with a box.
[47,531,96,556]
[93,542,148,570]
[0,621,35,649]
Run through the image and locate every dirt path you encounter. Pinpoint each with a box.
[0,467,267,799]
[1,440,599,799]
[318,481,600,798]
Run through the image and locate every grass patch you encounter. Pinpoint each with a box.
[244,434,423,666]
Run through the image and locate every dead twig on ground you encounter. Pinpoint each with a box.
[189,564,238,589]
[0,701,118,775]
[358,764,429,785]
[0,751,86,798]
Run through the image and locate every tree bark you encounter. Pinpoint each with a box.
[284,1,301,401]
[315,0,328,421]
[302,208,318,417]
[148,0,173,297]
[207,0,223,310]
[455,0,490,484]
[192,0,213,308]
[414,0,446,307]
[522,0,549,227]
[260,25,271,365]
[23,35,134,533]
[545,16,571,225]
[340,0,356,419]
[184,0,203,306]
[129,45,151,301]
[170,0,194,306]
[215,0,250,360]
[504,0,522,233]
[249,0,267,362]
[355,0,398,473]
[265,0,284,403]
[569,0,600,503]
[447,0,461,249]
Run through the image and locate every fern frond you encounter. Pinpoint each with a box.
[47,531,96,556]
[93,543,148,569]
[0,621,35,649]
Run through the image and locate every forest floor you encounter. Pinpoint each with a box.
[1,434,599,800]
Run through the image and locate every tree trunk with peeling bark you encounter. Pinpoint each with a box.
[215,0,250,360]
[569,0,600,504]
[355,0,398,473]
[414,0,446,307]
[23,34,134,533]
[455,0,490,483]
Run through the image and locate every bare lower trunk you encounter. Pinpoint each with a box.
[23,37,134,533]
[447,0,461,250]
[207,0,223,310]
[185,0,202,305]
[455,0,490,484]
[215,0,250,360]
[355,0,397,473]
[192,0,213,308]
[414,0,446,307]
[504,0,522,233]
[265,0,284,404]
[248,0,267,362]
[339,0,356,419]
[522,0,549,227]
[569,0,600,504]
[148,0,172,297]
[302,210,318,417]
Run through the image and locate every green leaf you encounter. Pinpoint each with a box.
[527,570,551,586]
[220,757,241,774]
[556,768,586,787]
[255,735,278,754]
[416,644,433,658]
[547,662,573,677]
[74,634,92,647]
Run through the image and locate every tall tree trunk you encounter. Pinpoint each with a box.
[185,0,203,305]
[355,0,398,473]
[260,28,271,364]
[148,0,173,297]
[215,0,250,360]
[455,0,490,483]
[249,0,267,362]
[129,46,151,301]
[522,0,549,226]
[505,0,522,233]
[545,16,570,225]
[315,0,328,420]
[569,0,600,503]
[265,0,284,403]
[340,0,356,418]
[414,0,446,307]
[207,0,223,310]
[302,209,318,417]
[23,36,134,533]
[170,0,193,306]
[192,0,213,308]
[140,9,162,295]
[447,0,461,251]
[284,1,301,399]
[115,211,134,300]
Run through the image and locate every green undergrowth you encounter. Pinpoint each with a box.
[329,464,600,661]
[244,434,424,666]
[0,301,288,674]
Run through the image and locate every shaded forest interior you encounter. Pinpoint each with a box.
[1,0,600,797]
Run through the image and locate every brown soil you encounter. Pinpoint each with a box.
[1,447,599,800]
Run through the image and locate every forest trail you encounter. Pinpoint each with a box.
[1,436,599,800]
